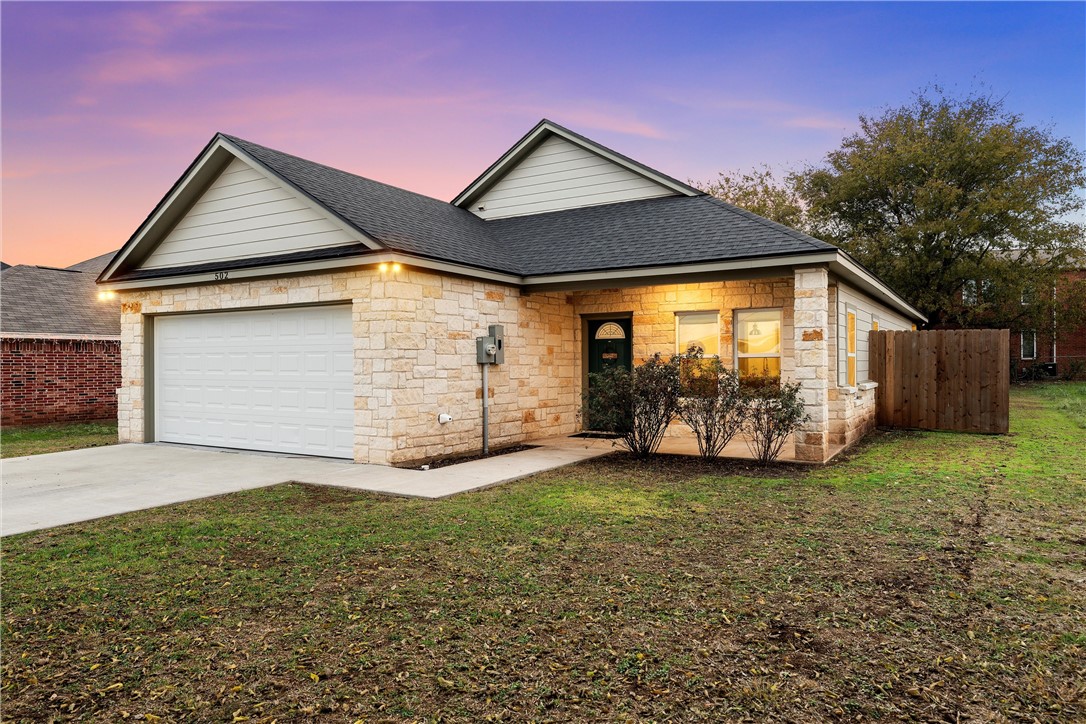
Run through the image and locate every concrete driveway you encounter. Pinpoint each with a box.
[1,439,611,536]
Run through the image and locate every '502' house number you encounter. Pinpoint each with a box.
[213,271,229,281]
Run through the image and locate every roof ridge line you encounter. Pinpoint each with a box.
[220,133,457,208]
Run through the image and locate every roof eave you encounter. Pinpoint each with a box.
[98,135,384,285]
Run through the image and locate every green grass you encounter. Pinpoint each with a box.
[2,387,1084,721]
[1034,381,1086,428]
[0,421,117,458]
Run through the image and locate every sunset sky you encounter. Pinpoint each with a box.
[2,1,1083,267]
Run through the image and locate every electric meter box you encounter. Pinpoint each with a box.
[475,325,505,364]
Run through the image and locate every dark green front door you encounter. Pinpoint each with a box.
[586,318,633,431]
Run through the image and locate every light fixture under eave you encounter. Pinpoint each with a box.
[97,290,117,302]
[378,262,389,273]
[391,262,402,273]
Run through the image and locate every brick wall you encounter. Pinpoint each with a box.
[1,337,120,426]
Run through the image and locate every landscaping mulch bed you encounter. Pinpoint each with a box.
[392,443,538,470]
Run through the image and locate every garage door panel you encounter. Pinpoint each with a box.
[155,305,353,458]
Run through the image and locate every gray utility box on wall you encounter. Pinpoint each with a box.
[476,324,505,365]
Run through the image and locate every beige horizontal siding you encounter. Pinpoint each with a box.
[836,282,913,386]
[472,136,675,219]
[140,157,358,270]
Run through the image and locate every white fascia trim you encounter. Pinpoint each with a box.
[102,252,522,291]
[1,333,120,341]
[830,253,927,323]
[520,252,839,286]
[453,122,696,207]
[101,138,381,284]
[219,137,383,252]
[100,139,228,282]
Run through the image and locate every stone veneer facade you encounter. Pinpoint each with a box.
[117,264,880,464]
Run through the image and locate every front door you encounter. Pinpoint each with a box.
[586,318,633,431]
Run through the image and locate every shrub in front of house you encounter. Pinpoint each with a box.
[585,353,681,457]
[677,350,749,460]
[743,378,809,465]
[587,356,808,465]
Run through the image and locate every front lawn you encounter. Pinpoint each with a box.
[2,385,1084,721]
[0,421,117,458]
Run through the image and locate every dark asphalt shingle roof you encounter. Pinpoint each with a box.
[218,134,835,278]
[489,195,834,276]
[224,135,517,275]
[1,251,121,337]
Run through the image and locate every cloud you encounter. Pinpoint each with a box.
[86,48,242,86]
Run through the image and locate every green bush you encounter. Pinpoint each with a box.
[676,351,748,460]
[585,354,681,457]
[743,378,809,465]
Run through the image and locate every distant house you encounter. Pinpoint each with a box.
[97,120,925,464]
[1,251,121,426]
[1011,268,1086,378]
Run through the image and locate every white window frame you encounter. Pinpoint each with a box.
[1021,330,1037,360]
[675,311,720,357]
[734,308,783,376]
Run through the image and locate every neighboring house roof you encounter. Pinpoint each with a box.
[97,122,925,322]
[0,262,10,271]
[1,251,121,338]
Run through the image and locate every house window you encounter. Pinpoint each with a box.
[735,309,782,378]
[1021,331,1037,360]
[846,309,857,387]
[676,311,719,356]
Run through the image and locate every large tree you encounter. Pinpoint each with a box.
[695,166,806,229]
[701,89,1086,329]
[797,89,1085,328]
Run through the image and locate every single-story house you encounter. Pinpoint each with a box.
[97,120,925,464]
[1,251,121,426]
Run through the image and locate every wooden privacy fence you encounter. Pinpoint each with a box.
[869,329,1009,434]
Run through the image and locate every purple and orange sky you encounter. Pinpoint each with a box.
[2,1,1084,267]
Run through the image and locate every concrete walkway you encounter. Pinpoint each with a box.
[1,437,612,536]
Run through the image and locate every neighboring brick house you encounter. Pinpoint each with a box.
[1009,269,1086,378]
[1,251,121,425]
[97,120,925,464]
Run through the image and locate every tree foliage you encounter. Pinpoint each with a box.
[696,165,807,229]
[700,88,1086,330]
[796,89,1086,327]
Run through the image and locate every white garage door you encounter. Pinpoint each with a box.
[155,305,354,458]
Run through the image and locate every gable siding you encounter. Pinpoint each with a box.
[834,282,912,386]
[471,136,676,220]
[140,157,358,270]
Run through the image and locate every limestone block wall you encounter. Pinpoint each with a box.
[792,267,830,462]
[571,277,795,439]
[116,267,580,465]
[571,278,795,368]
[827,385,878,447]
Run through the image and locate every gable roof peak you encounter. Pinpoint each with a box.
[452,119,703,210]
